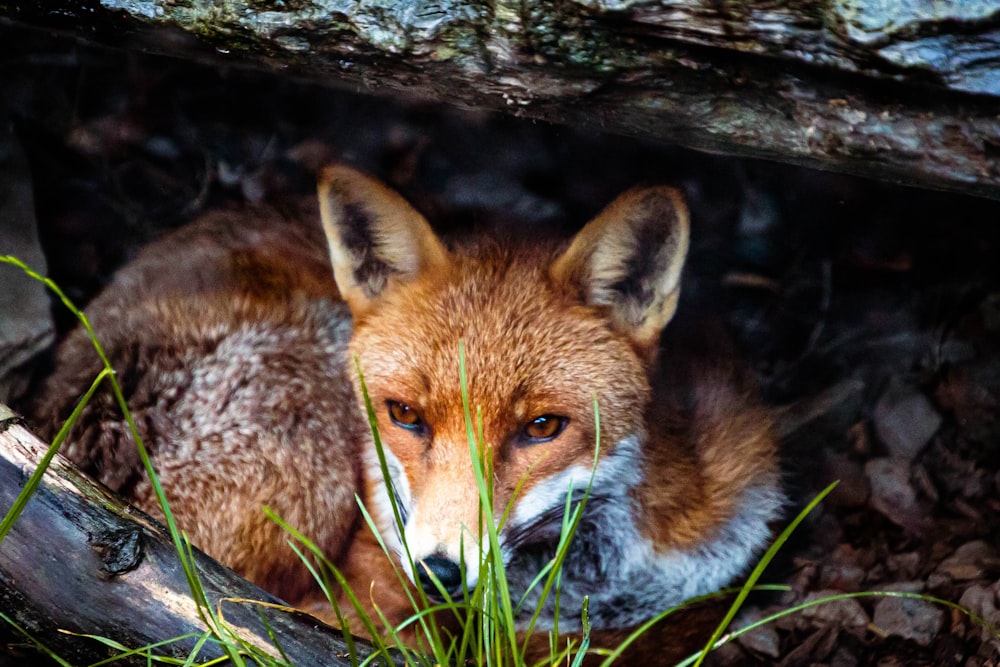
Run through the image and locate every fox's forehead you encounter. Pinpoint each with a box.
[348,246,647,422]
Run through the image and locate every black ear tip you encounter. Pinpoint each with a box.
[318,164,375,196]
[630,187,689,227]
[319,163,345,184]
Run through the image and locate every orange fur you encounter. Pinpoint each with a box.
[24,166,783,662]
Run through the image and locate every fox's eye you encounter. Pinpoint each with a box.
[388,400,424,432]
[523,415,568,442]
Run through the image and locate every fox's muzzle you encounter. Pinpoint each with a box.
[416,553,465,599]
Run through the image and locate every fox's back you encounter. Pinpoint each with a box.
[25,199,366,602]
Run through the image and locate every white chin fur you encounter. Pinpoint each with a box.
[362,443,410,557]
[364,444,484,591]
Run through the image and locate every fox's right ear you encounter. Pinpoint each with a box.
[551,186,690,355]
[318,165,449,317]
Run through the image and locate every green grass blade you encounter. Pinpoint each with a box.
[675,589,1000,666]
[0,612,75,667]
[177,631,215,667]
[0,256,215,626]
[266,510,388,658]
[518,395,601,660]
[594,484,827,667]
[0,367,111,542]
[457,340,520,662]
[353,360,453,663]
[77,633,207,665]
[80,632,210,666]
[688,480,838,667]
[567,597,591,667]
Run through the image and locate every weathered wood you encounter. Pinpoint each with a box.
[0,406,402,666]
[0,1,998,198]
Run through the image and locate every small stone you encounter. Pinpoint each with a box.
[885,552,922,580]
[874,382,942,460]
[872,596,944,646]
[865,457,926,533]
[819,544,866,591]
[705,639,747,666]
[801,590,870,627]
[734,608,781,658]
[936,541,1000,581]
[880,580,925,594]
[958,583,1000,643]
[811,511,844,551]
[776,626,837,664]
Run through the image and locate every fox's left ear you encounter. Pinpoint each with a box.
[551,186,690,353]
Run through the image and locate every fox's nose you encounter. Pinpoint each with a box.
[416,554,464,598]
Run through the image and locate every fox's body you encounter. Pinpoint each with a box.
[26,199,368,603]
[25,166,782,652]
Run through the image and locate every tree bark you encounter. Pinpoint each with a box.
[0,1,998,199]
[0,404,402,666]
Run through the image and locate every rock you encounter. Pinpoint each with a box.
[885,552,922,581]
[775,626,838,665]
[865,457,926,533]
[828,645,860,667]
[701,640,745,665]
[958,583,1000,644]
[880,581,925,594]
[819,544,867,591]
[872,596,944,646]
[735,608,782,658]
[935,541,1000,582]
[935,352,1000,446]
[873,382,942,460]
[801,590,870,628]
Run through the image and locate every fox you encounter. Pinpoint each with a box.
[23,164,783,658]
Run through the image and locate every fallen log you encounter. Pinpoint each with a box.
[0,0,998,198]
[0,403,402,666]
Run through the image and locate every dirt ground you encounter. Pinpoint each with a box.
[1,27,999,666]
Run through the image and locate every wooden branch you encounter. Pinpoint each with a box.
[0,1,998,198]
[0,404,402,666]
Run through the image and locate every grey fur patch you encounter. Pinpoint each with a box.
[500,436,784,632]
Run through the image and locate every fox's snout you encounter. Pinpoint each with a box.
[396,498,489,597]
[415,554,465,598]
[365,437,491,597]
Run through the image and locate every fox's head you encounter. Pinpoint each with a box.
[318,165,689,599]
